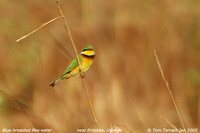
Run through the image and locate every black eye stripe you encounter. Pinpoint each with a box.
[82,47,93,51]
[82,48,93,51]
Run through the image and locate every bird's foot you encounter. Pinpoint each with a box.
[80,72,85,78]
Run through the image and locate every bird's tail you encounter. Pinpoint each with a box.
[49,79,60,87]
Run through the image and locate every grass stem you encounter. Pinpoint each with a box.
[154,49,185,130]
[16,16,62,43]
[56,0,98,125]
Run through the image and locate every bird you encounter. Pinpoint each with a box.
[49,45,95,87]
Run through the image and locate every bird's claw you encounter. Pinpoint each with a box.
[80,72,85,78]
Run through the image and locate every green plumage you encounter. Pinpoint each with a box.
[60,56,80,79]
[49,46,95,87]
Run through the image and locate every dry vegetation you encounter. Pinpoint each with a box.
[0,0,199,133]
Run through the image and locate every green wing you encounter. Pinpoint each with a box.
[59,56,79,79]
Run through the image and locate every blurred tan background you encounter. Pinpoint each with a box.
[0,0,199,133]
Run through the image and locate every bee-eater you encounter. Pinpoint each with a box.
[49,46,95,87]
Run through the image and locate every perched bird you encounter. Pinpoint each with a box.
[49,46,95,87]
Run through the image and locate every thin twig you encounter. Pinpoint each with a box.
[154,50,185,130]
[16,16,62,43]
[49,31,73,59]
[56,0,98,124]
[160,115,181,133]
[81,79,98,124]
[56,0,82,70]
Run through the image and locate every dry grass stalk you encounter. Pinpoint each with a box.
[56,0,98,124]
[154,50,185,130]
[160,115,181,133]
[16,16,62,43]
[15,0,98,125]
